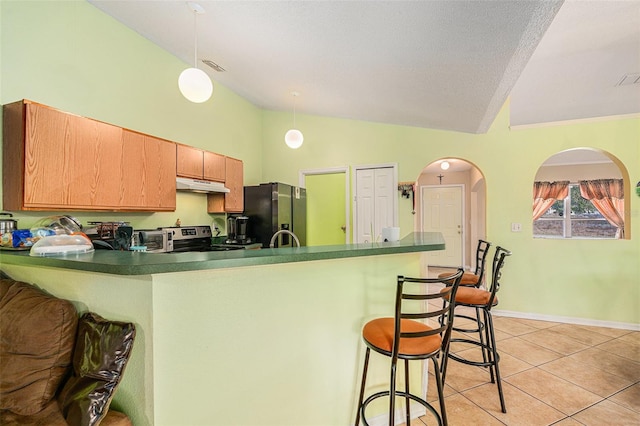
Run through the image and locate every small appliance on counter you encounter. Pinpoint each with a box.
[136,228,172,253]
[226,215,254,245]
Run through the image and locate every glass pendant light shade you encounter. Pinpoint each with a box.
[179,67,213,103]
[285,129,304,149]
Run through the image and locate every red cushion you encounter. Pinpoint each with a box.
[362,317,441,356]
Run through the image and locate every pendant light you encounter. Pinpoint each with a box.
[285,92,304,149]
[178,2,213,103]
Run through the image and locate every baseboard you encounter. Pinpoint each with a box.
[493,310,640,331]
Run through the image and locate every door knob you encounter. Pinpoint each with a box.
[340,226,346,232]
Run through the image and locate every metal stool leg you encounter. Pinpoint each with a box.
[485,311,506,413]
[404,359,410,425]
[432,357,448,426]
[475,307,490,369]
[355,348,371,426]
[389,356,398,426]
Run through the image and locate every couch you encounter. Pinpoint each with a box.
[0,277,135,426]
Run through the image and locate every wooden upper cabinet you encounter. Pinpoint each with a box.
[20,101,123,209]
[2,100,176,212]
[121,131,176,210]
[208,156,244,213]
[176,144,204,179]
[177,145,226,183]
[224,157,244,212]
[203,151,225,182]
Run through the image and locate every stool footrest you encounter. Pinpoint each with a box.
[452,313,485,333]
[360,390,443,426]
[448,337,500,368]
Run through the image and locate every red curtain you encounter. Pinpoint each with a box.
[579,179,625,238]
[533,181,569,220]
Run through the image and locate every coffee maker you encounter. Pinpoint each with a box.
[226,216,251,244]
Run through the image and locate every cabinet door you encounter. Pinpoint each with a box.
[203,151,225,182]
[176,144,203,179]
[224,157,244,212]
[69,114,123,208]
[151,137,177,210]
[207,157,244,213]
[23,103,122,209]
[121,131,176,210]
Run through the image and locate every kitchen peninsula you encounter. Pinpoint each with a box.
[1,232,444,426]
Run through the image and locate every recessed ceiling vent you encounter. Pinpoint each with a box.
[202,59,226,72]
[616,73,640,86]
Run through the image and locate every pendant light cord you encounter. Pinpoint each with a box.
[292,91,299,128]
[193,10,198,68]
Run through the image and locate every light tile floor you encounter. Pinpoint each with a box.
[396,273,640,426]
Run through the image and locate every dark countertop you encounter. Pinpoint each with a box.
[0,232,445,275]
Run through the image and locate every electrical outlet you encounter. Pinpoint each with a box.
[511,223,522,232]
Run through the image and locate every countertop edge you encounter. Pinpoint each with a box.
[0,232,445,275]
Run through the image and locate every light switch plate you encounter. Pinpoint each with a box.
[511,223,522,232]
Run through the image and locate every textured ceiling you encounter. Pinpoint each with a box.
[509,0,640,126]
[88,0,638,133]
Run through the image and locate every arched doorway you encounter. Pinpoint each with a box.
[415,158,486,271]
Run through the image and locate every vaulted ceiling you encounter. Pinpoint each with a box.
[88,0,640,134]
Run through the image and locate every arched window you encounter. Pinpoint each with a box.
[533,149,628,239]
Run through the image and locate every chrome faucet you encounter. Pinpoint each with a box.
[269,229,300,248]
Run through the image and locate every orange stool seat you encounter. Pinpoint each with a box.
[441,286,498,307]
[438,271,481,286]
[363,318,442,357]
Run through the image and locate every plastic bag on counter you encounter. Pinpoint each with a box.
[11,229,37,248]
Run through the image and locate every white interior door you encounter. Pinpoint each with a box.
[421,185,463,267]
[355,166,396,243]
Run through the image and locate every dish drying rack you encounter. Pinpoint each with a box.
[87,222,131,240]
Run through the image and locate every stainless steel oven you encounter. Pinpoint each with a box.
[162,226,212,252]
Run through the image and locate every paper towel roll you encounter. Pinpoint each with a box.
[381,227,400,242]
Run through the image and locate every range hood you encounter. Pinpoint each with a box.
[176,177,230,194]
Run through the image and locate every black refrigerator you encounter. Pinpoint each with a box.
[244,182,307,248]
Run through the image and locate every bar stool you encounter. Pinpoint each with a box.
[355,269,464,426]
[439,240,492,357]
[438,239,491,288]
[442,247,512,413]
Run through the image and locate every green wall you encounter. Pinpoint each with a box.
[0,0,263,231]
[260,107,640,326]
[2,2,639,326]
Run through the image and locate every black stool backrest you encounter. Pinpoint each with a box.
[393,269,464,359]
[485,247,512,309]
[473,239,492,285]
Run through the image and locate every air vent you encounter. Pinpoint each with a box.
[616,73,640,86]
[202,59,226,72]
